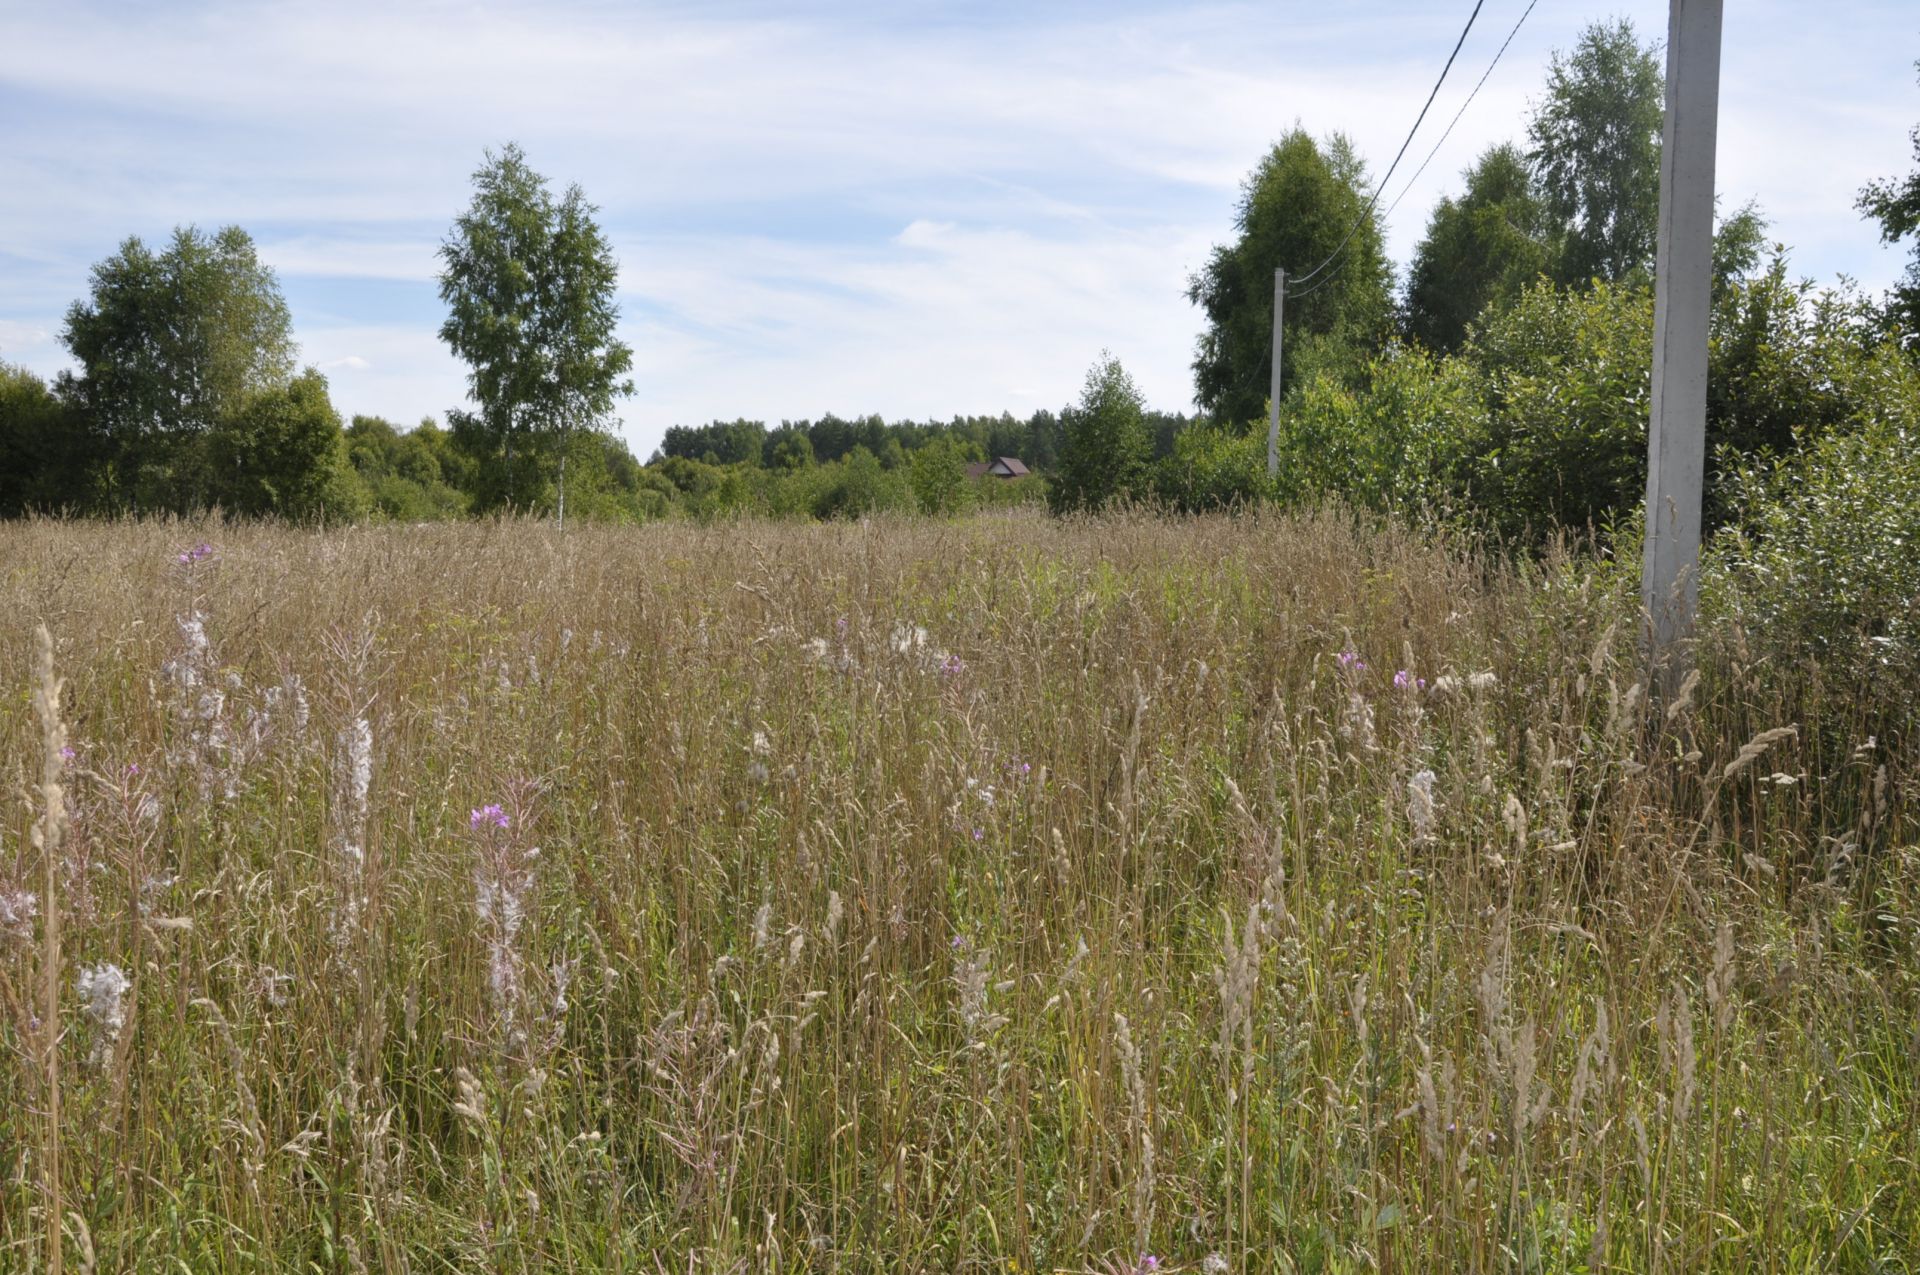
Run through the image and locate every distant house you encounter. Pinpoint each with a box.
[965,457,1032,480]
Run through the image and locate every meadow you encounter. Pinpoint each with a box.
[0,510,1914,1273]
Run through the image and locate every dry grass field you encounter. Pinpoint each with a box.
[0,510,1915,1272]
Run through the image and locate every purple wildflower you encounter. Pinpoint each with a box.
[176,543,215,566]
[1393,669,1427,691]
[470,803,509,831]
[940,652,966,678]
[60,745,76,762]
[1336,650,1367,673]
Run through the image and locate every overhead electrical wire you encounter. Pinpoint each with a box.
[1381,0,1546,225]
[1282,265,1340,303]
[1284,0,1489,294]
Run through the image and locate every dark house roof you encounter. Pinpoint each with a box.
[966,457,1032,480]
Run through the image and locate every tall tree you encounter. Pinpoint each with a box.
[1407,22,1760,346]
[439,143,633,522]
[1527,19,1664,285]
[59,225,295,510]
[1857,61,1920,342]
[1050,351,1150,515]
[1403,143,1550,352]
[1188,129,1394,426]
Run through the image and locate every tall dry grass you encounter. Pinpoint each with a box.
[0,508,1914,1272]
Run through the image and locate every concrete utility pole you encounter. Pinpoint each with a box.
[1267,267,1285,479]
[1641,0,1723,684]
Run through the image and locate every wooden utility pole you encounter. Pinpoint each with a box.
[1641,0,1723,685]
[1267,267,1285,478]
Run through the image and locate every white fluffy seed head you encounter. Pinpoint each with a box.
[1407,769,1438,842]
[77,961,132,1063]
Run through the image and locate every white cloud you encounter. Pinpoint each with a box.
[614,216,1216,439]
[298,325,464,427]
[259,238,441,283]
[0,319,60,362]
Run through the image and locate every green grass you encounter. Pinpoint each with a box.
[0,509,1914,1273]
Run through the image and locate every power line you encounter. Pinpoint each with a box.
[1287,0,1489,294]
[1284,268,1339,303]
[1382,0,1546,225]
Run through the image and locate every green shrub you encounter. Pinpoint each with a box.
[1154,423,1270,512]
[973,472,1046,511]
[811,447,911,520]
[1713,346,1920,735]
[346,415,473,520]
[206,369,365,521]
[909,436,974,517]
[1260,283,1654,537]
[1449,279,1654,540]
[1258,264,1890,545]
[1705,263,1888,525]
[362,471,467,521]
[1277,342,1477,515]
[0,363,96,515]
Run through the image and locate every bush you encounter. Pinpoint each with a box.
[1449,279,1654,540]
[207,369,365,521]
[809,447,911,520]
[1713,346,1920,736]
[909,437,974,517]
[973,472,1046,511]
[1705,262,1887,525]
[1154,423,1271,512]
[0,363,96,515]
[1277,342,1478,515]
[347,416,470,521]
[1267,269,1889,543]
[1258,283,1655,538]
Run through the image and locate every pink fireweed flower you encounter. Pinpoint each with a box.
[470,803,509,831]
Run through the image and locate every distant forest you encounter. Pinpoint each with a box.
[653,409,1194,473]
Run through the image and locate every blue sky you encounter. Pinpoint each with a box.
[2,0,1916,458]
